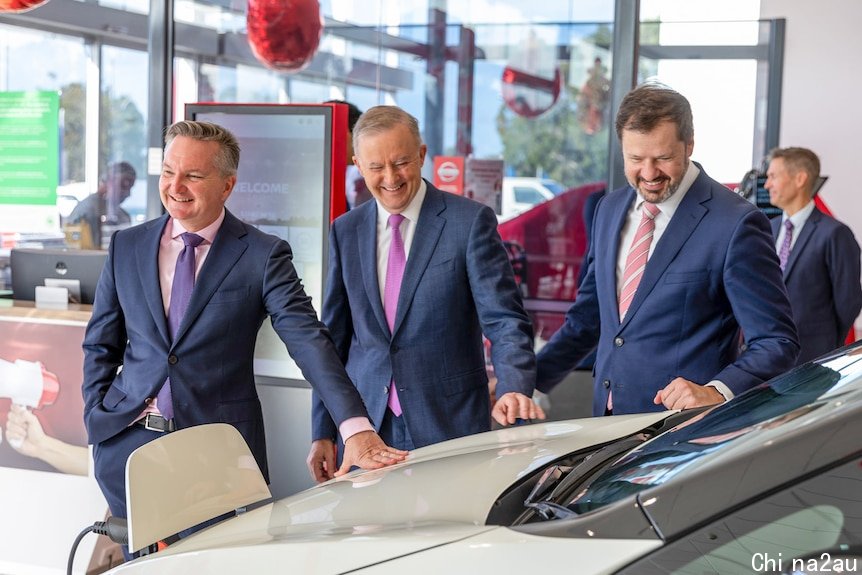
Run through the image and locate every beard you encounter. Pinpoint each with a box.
[631,160,688,204]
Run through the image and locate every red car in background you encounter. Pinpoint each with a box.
[498,181,605,341]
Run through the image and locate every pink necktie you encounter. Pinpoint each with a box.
[609,202,659,413]
[619,202,660,321]
[384,214,406,416]
[778,219,794,271]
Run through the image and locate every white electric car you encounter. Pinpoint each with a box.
[105,342,862,575]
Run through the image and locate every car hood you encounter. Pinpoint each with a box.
[111,412,669,574]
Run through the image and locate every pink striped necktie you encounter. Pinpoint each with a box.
[609,202,660,413]
[384,213,406,416]
[619,201,660,321]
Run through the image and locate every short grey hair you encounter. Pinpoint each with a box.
[352,106,422,153]
[164,120,241,176]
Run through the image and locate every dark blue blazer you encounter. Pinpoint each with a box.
[537,166,799,415]
[312,182,536,447]
[772,208,862,365]
[82,210,369,480]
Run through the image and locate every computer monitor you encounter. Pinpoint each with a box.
[10,248,107,305]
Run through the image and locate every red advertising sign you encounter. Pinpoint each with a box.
[433,156,464,195]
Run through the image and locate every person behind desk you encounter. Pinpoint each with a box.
[307,105,544,483]
[535,82,799,416]
[764,146,862,365]
[66,161,137,249]
[82,120,406,558]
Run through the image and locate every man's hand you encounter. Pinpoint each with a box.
[654,377,725,410]
[335,431,408,477]
[5,404,88,475]
[306,439,338,483]
[491,392,547,426]
[5,404,46,457]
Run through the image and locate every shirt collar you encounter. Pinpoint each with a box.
[784,200,816,228]
[376,179,427,226]
[169,208,225,244]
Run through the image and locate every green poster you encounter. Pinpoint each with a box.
[0,91,60,206]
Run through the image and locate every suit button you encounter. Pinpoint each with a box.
[603,379,611,389]
[614,337,624,347]
[145,397,153,405]
[168,355,178,365]
[391,345,399,353]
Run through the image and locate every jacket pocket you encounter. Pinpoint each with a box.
[102,384,127,409]
[217,398,260,423]
[441,367,487,397]
[665,270,709,284]
[210,286,252,303]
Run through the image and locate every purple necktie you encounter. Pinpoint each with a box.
[384,214,406,416]
[157,232,204,420]
[778,219,794,271]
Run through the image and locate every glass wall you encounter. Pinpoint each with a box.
[100,44,148,246]
[0,24,87,256]
[0,0,782,309]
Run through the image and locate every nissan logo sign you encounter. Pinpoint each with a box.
[436,161,460,183]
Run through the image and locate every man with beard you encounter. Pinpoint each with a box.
[535,82,799,415]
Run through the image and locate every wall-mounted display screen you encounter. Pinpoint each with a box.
[186,103,346,382]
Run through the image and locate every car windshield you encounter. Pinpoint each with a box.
[563,350,862,514]
[541,179,566,195]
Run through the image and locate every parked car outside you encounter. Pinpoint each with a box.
[500,177,559,221]
[105,342,862,575]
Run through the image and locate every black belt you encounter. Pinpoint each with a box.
[136,413,176,433]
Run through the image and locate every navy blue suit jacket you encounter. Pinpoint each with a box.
[311,182,536,447]
[772,208,862,365]
[82,210,369,481]
[537,166,799,415]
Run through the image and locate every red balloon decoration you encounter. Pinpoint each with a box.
[0,0,50,13]
[247,0,324,73]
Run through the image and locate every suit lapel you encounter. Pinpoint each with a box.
[783,208,819,279]
[393,185,445,336]
[620,173,708,329]
[172,210,248,346]
[139,215,172,345]
[357,203,389,337]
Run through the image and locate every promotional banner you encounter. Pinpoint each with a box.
[464,158,504,214]
[0,312,107,574]
[0,91,60,233]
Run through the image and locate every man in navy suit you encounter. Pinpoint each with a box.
[536,83,799,415]
[764,146,861,365]
[82,121,406,550]
[307,106,544,481]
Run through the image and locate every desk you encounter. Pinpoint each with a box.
[0,300,108,574]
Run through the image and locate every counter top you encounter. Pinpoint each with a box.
[0,299,92,323]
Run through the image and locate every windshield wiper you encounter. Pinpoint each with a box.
[523,464,573,506]
[524,501,579,520]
